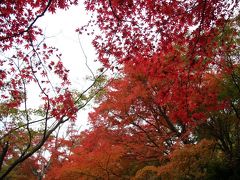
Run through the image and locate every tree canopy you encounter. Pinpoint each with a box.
[0,0,240,179]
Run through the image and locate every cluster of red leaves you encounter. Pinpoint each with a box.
[89,41,229,141]
[0,0,78,45]
[46,127,131,179]
[83,0,239,66]
[0,0,79,110]
[50,91,78,121]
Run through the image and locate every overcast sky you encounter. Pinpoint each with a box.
[37,3,101,131]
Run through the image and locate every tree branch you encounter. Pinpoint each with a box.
[0,0,53,42]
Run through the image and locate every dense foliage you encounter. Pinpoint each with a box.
[1,0,240,179]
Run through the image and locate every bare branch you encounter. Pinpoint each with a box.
[77,34,96,79]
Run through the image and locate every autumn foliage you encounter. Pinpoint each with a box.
[0,0,88,179]
[1,0,240,179]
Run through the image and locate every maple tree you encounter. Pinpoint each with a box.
[46,127,127,179]
[46,42,239,178]
[46,125,165,179]
[48,1,240,179]
[1,0,240,179]
[0,0,108,179]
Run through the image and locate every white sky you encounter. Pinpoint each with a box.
[36,4,101,131]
